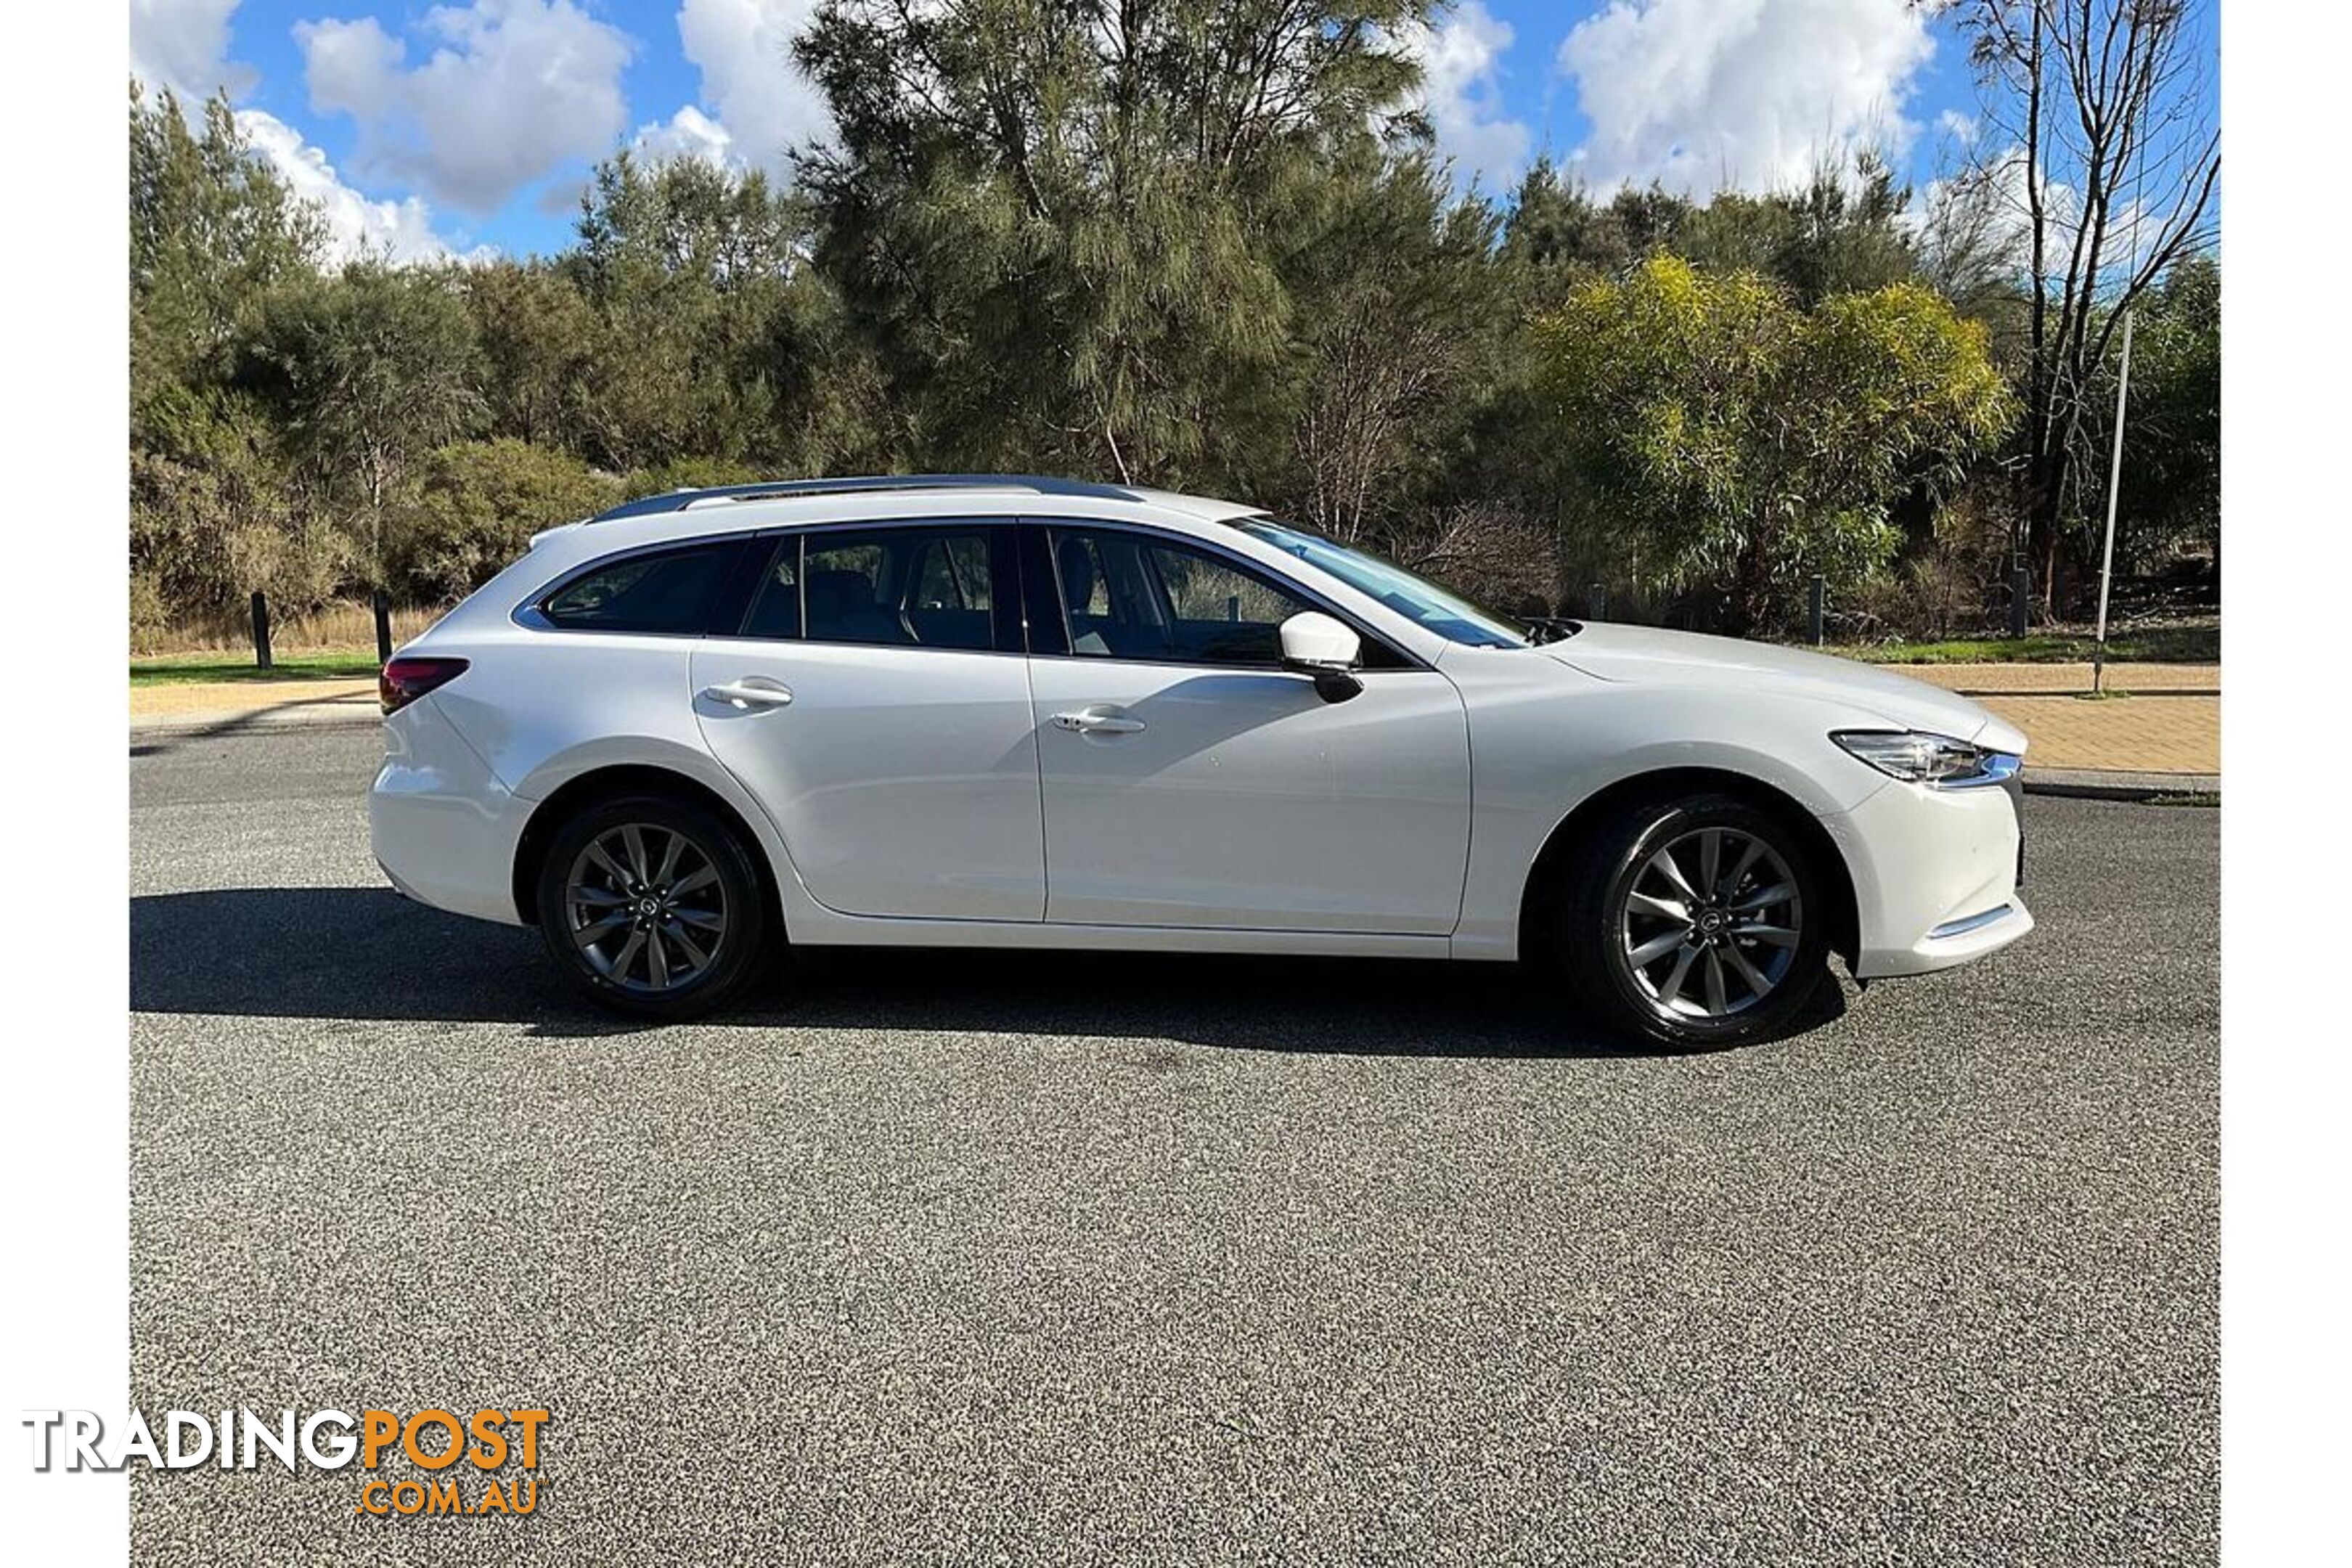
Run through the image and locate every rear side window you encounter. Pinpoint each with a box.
[542,544,735,634]
[742,525,998,652]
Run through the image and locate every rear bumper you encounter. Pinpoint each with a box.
[1826,769,2034,979]
[368,697,530,926]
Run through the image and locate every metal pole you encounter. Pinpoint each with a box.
[1808,574,1826,646]
[2010,565,2030,639]
[2093,309,2134,695]
[1587,581,1606,621]
[372,589,393,665]
[250,591,272,671]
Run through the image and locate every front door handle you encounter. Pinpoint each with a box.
[1050,706,1145,735]
[703,678,794,710]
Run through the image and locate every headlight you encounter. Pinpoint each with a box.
[1832,730,2005,786]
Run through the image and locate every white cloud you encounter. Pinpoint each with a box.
[131,0,254,101]
[1937,109,1978,145]
[1556,0,1934,195]
[297,0,637,214]
[237,107,483,266]
[634,0,829,179]
[1398,0,1532,191]
[632,104,738,171]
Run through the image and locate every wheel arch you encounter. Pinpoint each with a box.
[511,763,785,934]
[1517,767,1860,968]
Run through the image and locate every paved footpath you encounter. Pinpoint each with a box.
[1902,663,2218,777]
[128,660,2220,785]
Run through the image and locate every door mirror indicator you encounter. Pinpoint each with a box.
[1279,611,1363,703]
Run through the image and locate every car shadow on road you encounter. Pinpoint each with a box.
[130,886,1845,1059]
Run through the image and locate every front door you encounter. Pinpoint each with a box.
[692,522,1044,921]
[1026,523,1471,934]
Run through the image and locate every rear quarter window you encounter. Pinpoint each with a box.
[539,542,737,634]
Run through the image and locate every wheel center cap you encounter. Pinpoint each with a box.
[1697,910,1727,934]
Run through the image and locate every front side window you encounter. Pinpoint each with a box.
[741,526,998,652]
[540,542,735,634]
[1048,527,1317,666]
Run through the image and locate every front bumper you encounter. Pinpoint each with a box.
[1825,766,2034,979]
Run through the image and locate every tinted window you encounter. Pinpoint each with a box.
[740,539,801,639]
[542,544,732,634]
[1050,528,1315,666]
[746,526,997,651]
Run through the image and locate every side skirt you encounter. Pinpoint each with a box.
[782,912,1466,961]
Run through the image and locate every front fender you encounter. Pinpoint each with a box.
[1444,658,1892,958]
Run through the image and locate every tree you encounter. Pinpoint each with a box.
[1502,160,1638,284]
[393,439,623,601]
[1943,0,2220,611]
[465,259,598,452]
[1678,152,1919,306]
[1532,257,2014,633]
[2078,256,2218,577]
[563,152,883,474]
[794,0,1429,486]
[240,264,486,585]
[1278,152,1510,544]
[130,83,324,436]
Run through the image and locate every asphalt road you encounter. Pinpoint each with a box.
[129,722,2218,1566]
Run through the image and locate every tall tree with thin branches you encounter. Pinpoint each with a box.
[1935,0,2219,611]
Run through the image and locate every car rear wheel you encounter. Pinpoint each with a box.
[1553,792,1831,1049]
[534,794,769,1020]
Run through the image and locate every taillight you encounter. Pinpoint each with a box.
[380,656,470,715]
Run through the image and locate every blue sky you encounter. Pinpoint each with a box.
[126,1,2059,263]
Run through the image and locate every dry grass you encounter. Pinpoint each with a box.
[136,597,453,658]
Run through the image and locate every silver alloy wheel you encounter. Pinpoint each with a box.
[563,823,730,995]
[1617,826,1803,1021]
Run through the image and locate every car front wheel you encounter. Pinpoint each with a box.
[1555,792,1832,1049]
[534,794,769,1020]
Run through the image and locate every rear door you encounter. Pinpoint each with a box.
[691,520,1046,922]
[1024,521,1471,934]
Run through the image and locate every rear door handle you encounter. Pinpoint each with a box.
[1050,706,1144,735]
[703,678,794,710]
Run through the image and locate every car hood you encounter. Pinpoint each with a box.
[1545,622,2027,752]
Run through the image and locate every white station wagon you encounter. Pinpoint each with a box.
[370,475,2030,1047]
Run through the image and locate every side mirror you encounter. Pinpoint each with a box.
[1278,611,1363,703]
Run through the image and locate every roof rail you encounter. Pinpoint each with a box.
[587,473,1147,523]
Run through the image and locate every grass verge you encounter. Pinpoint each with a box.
[1828,624,2218,665]
[131,650,381,687]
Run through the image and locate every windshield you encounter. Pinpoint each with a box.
[1233,518,1532,649]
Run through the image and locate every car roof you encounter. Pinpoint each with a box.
[576,474,1262,531]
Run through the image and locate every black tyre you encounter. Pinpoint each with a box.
[1552,792,1832,1050]
[533,793,770,1021]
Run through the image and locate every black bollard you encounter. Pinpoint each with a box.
[373,589,393,664]
[250,591,272,670]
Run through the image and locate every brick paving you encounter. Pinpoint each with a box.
[1901,662,2219,775]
